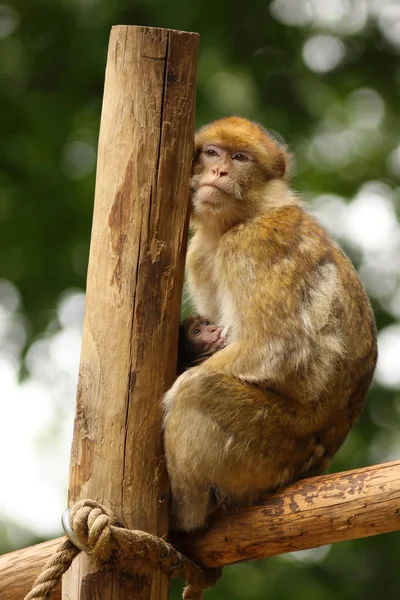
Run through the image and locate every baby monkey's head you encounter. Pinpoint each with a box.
[177,316,225,374]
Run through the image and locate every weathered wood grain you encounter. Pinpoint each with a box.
[0,537,63,600]
[174,460,400,567]
[60,24,198,600]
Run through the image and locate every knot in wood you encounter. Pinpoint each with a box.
[69,499,117,562]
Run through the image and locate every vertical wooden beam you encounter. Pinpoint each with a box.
[62,25,198,599]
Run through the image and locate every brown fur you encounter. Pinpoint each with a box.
[163,117,377,531]
[195,117,288,178]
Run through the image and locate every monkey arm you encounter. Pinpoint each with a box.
[201,341,256,378]
[212,212,341,385]
[201,335,298,385]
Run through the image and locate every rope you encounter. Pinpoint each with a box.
[24,499,221,600]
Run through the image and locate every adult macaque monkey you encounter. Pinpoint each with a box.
[164,117,377,531]
[177,316,225,374]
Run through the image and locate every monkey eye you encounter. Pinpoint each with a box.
[193,328,201,335]
[202,320,210,326]
[205,148,218,157]
[232,153,248,162]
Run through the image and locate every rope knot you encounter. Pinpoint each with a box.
[68,499,116,561]
[25,499,221,600]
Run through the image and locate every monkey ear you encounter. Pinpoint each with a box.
[274,150,287,178]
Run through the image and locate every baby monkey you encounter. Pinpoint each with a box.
[177,316,225,374]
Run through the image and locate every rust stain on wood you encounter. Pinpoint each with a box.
[150,237,166,263]
[69,435,95,503]
[167,67,177,84]
[261,497,285,517]
[80,436,95,480]
[81,566,113,600]
[108,156,134,289]
[130,370,137,393]
[288,494,300,513]
[142,55,165,62]
[114,28,128,71]
[317,471,369,497]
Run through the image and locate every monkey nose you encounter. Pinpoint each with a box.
[212,168,228,177]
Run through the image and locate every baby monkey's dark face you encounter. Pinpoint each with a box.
[186,316,225,355]
[177,316,225,373]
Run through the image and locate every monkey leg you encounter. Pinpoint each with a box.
[168,473,213,532]
[163,367,333,531]
[163,372,218,530]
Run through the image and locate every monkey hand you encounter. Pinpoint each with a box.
[202,341,245,376]
[220,326,232,344]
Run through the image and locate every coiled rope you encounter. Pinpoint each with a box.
[24,499,221,600]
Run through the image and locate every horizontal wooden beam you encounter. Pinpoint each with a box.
[1,460,400,598]
[173,460,400,567]
[0,536,63,600]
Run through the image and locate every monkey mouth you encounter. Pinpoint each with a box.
[199,182,226,192]
[194,185,226,209]
[198,182,233,202]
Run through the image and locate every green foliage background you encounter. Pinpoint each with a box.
[1,0,399,598]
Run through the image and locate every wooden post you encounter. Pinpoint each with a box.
[61,25,198,599]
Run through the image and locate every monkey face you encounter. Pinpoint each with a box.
[193,145,250,196]
[190,118,288,227]
[191,144,263,221]
[177,316,226,373]
[188,317,225,352]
